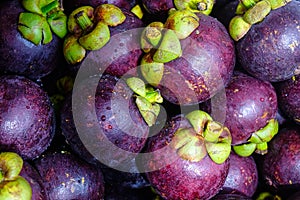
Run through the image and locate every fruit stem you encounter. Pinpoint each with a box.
[41,1,60,16]
[75,11,94,32]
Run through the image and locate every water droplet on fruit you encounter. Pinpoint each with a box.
[260,98,265,102]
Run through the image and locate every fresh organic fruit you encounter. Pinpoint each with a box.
[0,152,32,200]
[275,75,300,124]
[201,71,278,155]
[221,152,258,197]
[0,75,55,160]
[231,0,300,82]
[0,0,66,80]
[61,74,163,169]
[141,11,235,105]
[20,161,48,200]
[144,110,231,199]
[261,124,300,195]
[64,5,144,77]
[34,150,105,200]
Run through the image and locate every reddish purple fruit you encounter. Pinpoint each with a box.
[61,74,149,168]
[144,113,230,200]
[203,71,278,145]
[0,0,64,80]
[0,75,55,160]
[221,152,258,197]
[275,75,300,124]
[34,150,105,200]
[157,13,235,105]
[262,124,300,192]
[236,1,300,82]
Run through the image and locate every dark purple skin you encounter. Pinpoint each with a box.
[69,9,144,78]
[141,0,174,22]
[202,71,278,145]
[274,75,300,124]
[0,0,64,80]
[0,75,55,160]
[157,13,236,105]
[221,152,258,197]
[145,115,230,200]
[34,150,105,200]
[236,1,300,82]
[61,74,149,168]
[20,161,48,200]
[262,125,300,191]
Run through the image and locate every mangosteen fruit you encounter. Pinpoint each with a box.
[61,74,164,170]
[230,0,300,82]
[143,110,232,199]
[0,0,66,80]
[275,74,300,124]
[201,71,278,156]
[0,152,32,200]
[141,0,174,22]
[20,161,48,200]
[221,152,258,197]
[261,124,300,194]
[212,193,253,200]
[63,4,144,77]
[0,75,55,160]
[33,150,105,200]
[140,9,236,105]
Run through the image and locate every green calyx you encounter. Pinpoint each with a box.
[141,22,164,53]
[140,53,164,87]
[229,0,291,41]
[233,119,279,156]
[68,6,95,35]
[174,0,214,15]
[153,29,182,63]
[19,0,67,45]
[63,34,86,65]
[171,110,232,164]
[0,152,32,200]
[165,9,200,40]
[126,77,163,127]
[94,4,126,26]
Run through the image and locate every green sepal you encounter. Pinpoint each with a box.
[0,152,23,181]
[203,121,223,143]
[240,0,258,8]
[233,143,257,157]
[206,142,231,164]
[172,128,207,162]
[78,21,110,51]
[165,9,199,40]
[255,142,268,155]
[63,34,86,65]
[140,53,164,86]
[131,4,144,19]
[126,77,147,97]
[229,15,252,42]
[135,96,160,127]
[243,0,271,25]
[0,176,32,200]
[174,0,214,15]
[18,12,52,45]
[145,86,163,104]
[153,29,182,63]
[248,119,279,143]
[47,10,68,38]
[236,2,248,14]
[267,0,292,10]
[94,4,126,26]
[21,0,47,16]
[185,110,213,134]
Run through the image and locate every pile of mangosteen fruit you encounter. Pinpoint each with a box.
[0,0,299,199]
